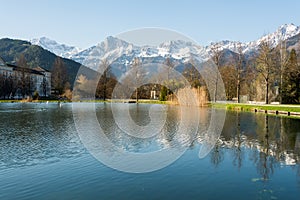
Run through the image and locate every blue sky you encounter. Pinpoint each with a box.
[1,0,300,49]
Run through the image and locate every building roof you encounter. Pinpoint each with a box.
[0,56,49,76]
[33,66,51,73]
[0,56,6,67]
[6,63,45,76]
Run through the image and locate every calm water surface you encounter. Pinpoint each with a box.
[0,103,299,199]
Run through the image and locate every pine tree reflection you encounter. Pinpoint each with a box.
[233,111,243,170]
[210,143,224,168]
[255,115,276,180]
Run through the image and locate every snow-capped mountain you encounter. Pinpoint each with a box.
[70,36,139,70]
[70,37,210,70]
[30,37,81,59]
[31,23,300,71]
[243,23,300,53]
[205,23,300,54]
[157,40,207,60]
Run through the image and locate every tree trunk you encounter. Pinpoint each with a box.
[103,83,106,101]
[214,76,218,102]
[266,79,269,104]
[237,76,240,103]
[103,74,107,101]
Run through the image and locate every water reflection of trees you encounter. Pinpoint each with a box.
[96,104,192,151]
[255,115,275,180]
[233,112,243,170]
[210,143,224,168]
[206,111,300,179]
[96,105,204,152]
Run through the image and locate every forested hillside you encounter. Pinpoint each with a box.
[0,38,85,85]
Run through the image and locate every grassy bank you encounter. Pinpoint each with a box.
[211,103,300,113]
[1,99,299,113]
[136,100,171,105]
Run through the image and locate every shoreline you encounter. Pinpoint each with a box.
[0,99,169,104]
[1,100,300,118]
[212,103,300,118]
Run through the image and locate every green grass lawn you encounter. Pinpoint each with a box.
[137,100,170,104]
[211,103,300,113]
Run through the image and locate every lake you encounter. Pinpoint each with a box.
[0,103,299,199]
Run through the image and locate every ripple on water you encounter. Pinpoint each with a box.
[0,103,300,200]
[0,103,86,170]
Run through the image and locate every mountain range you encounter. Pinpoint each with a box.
[1,23,299,86]
[30,23,300,72]
[30,37,82,59]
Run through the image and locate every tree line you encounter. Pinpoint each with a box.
[61,39,300,105]
[74,57,207,102]
[214,41,300,104]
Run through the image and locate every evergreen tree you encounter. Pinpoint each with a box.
[51,57,67,95]
[160,86,168,101]
[17,54,30,98]
[0,73,4,98]
[96,59,110,100]
[40,76,48,97]
[164,57,175,95]
[282,49,300,103]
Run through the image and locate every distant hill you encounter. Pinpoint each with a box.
[0,38,92,85]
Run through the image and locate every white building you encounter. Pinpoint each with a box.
[0,57,51,98]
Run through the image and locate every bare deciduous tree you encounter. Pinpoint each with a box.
[256,41,276,104]
[211,43,223,102]
[132,57,141,102]
[235,42,244,103]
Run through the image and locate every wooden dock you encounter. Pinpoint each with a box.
[252,108,300,117]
